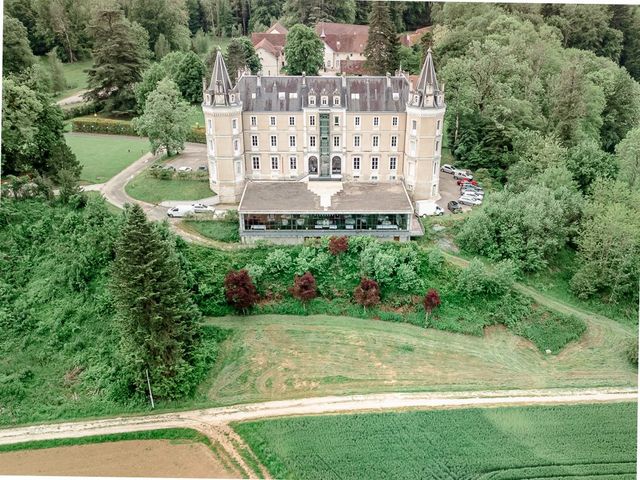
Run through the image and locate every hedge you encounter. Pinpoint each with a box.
[71,117,206,144]
[62,102,100,120]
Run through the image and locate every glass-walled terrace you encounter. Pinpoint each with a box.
[242,213,410,231]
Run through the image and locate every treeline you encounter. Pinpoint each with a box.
[433,4,640,310]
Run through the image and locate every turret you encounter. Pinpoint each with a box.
[202,49,245,203]
[409,48,444,109]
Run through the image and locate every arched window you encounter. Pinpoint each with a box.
[309,156,318,174]
[331,156,341,175]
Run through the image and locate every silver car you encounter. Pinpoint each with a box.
[458,195,482,206]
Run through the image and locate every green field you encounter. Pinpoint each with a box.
[234,402,637,479]
[187,105,206,128]
[65,133,149,184]
[182,219,240,242]
[125,172,213,203]
[201,315,636,405]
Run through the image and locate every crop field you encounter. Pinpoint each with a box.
[234,402,637,479]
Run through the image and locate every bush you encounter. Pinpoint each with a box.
[186,127,206,144]
[265,250,293,275]
[427,249,445,271]
[224,269,259,313]
[62,102,99,120]
[328,236,349,255]
[354,277,380,309]
[456,259,516,298]
[627,340,638,367]
[290,272,318,303]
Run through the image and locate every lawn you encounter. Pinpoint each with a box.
[182,219,240,242]
[125,171,213,203]
[200,314,636,406]
[65,133,149,184]
[234,402,637,479]
[39,58,93,101]
[186,105,205,128]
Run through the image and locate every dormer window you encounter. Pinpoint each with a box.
[392,92,399,101]
[333,96,340,106]
[230,94,235,103]
[309,95,316,106]
[321,96,328,106]
[206,94,211,104]
[414,95,419,104]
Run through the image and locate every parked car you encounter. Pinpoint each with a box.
[453,170,473,180]
[178,166,193,173]
[191,203,211,213]
[415,200,444,217]
[441,164,457,174]
[456,178,479,186]
[460,184,484,194]
[163,165,176,171]
[460,192,484,202]
[197,165,208,172]
[167,206,195,218]
[150,164,162,170]
[458,195,482,206]
[460,186,484,196]
[447,200,463,213]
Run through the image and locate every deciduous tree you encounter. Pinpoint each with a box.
[224,269,259,312]
[423,288,441,321]
[3,15,35,75]
[615,126,640,190]
[328,236,349,256]
[290,272,318,305]
[284,24,324,75]
[133,79,190,156]
[353,277,380,311]
[154,33,171,60]
[173,51,206,103]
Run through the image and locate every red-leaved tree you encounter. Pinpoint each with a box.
[423,288,441,321]
[290,271,317,307]
[328,236,349,255]
[353,277,380,311]
[224,269,259,313]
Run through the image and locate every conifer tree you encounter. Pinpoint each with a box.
[111,204,202,400]
[364,2,400,75]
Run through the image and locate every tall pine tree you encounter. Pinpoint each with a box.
[111,205,202,400]
[364,2,400,75]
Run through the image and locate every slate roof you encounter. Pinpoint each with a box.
[239,181,413,214]
[235,75,410,112]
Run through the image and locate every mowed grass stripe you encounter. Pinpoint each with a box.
[233,403,637,480]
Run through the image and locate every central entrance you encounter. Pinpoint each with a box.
[319,113,330,177]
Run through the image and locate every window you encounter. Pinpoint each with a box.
[251,135,258,147]
[309,136,316,147]
[309,115,316,126]
[412,119,417,131]
[371,157,379,170]
[309,156,318,174]
[433,161,438,175]
[251,116,257,127]
[354,116,361,127]
[392,116,398,127]
[389,157,397,170]
[278,92,285,100]
[414,94,419,104]
[270,116,276,127]
[309,95,316,106]
[208,139,213,152]
[410,140,416,156]
[372,136,379,148]
[373,117,379,127]
[334,115,339,126]
[252,156,260,170]
[271,156,279,170]
[333,96,340,106]
[436,120,441,131]
[233,139,239,153]
[321,96,328,106]
[435,140,440,152]
[207,119,212,134]
[290,156,297,170]
[332,156,341,174]
[270,135,277,147]
[289,116,295,126]
[354,135,360,147]
[232,118,237,130]
[230,94,235,103]
[235,160,241,175]
[334,136,340,147]
[289,135,296,147]
[353,157,361,170]
[391,135,397,148]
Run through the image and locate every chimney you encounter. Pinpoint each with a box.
[302,71,306,86]
[257,72,261,88]
[386,72,391,88]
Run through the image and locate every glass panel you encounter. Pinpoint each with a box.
[243,213,409,231]
[332,156,341,174]
[309,156,318,174]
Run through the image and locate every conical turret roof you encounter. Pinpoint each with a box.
[415,48,439,94]
[208,49,233,94]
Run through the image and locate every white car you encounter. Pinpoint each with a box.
[441,164,457,174]
[167,206,195,218]
[177,166,193,173]
[458,195,482,206]
[191,203,211,213]
[453,170,473,180]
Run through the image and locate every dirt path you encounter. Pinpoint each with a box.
[0,388,635,448]
[56,90,88,106]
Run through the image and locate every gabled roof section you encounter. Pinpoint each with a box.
[416,48,439,94]
[266,21,288,35]
[209,49,232,92]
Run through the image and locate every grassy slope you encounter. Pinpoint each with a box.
[125,171,213,203]
[38,58,93,101]
[181,219,240,242]
[234,403,637,479]
[200,314,636,406]
[186,105,206,128]
[65,133,149,184]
